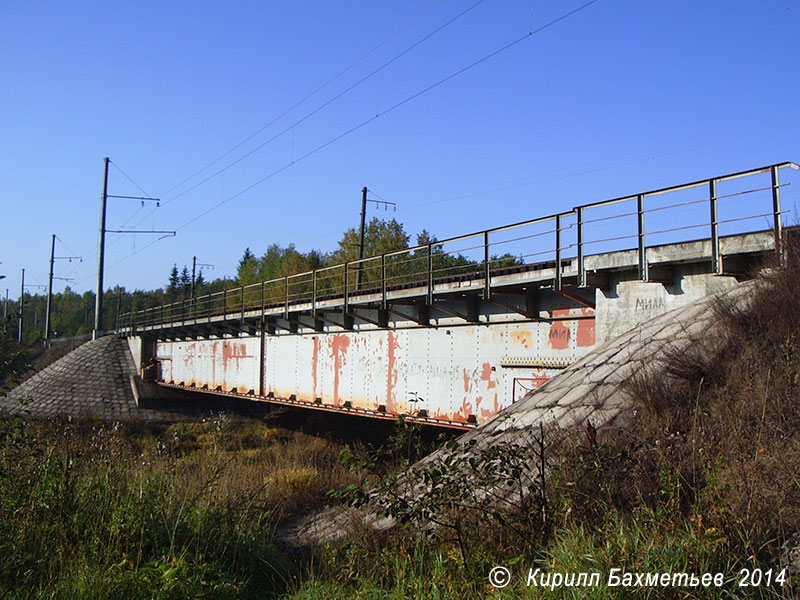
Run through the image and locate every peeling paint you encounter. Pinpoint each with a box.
[480,362,497,389]
[312,337,319,399]
[330,334,350,406]
[386,331,399,413]
[511,330,532,348]
[456,397,474,423]
[156,309,596,426]
[548,321,570,349]
[222,341,252,366]
[577,318,595,347]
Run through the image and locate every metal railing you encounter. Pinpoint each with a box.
[119,161,798,332]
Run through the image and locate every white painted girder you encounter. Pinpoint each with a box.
[155,309,595,426]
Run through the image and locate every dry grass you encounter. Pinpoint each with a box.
[560,232,800,551]
[0,415,359,598]
[298,235,800,598]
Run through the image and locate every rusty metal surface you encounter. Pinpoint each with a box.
[159,338,261,394]
[155,310,595,426]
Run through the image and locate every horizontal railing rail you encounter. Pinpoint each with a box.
[119,161,799,333]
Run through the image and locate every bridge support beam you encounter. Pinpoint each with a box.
[389,301,429,326]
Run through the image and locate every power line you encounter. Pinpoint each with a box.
[54,235,82,261]
[109,160,151,197]
[133,0,488,227]
[367,189,390,203]
[156,0,448,201]
[109,159,162,229]
[98,0,601,272]
[179,0,601,223]
[73,160,161,270]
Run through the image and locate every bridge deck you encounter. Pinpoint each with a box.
[120,162,798,429]
[126,229,777,337]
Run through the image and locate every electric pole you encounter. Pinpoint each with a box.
[44,235,80,344]
[356,187,396,290]
[358,187,368,263]
[18,268,24,343]
[93,157,110,340]
[191,256,214,299]
[192,256,196,299]
[93,157,172,338]
[357,187,367,290]
[115,289,122,331]
[45,234,55,345]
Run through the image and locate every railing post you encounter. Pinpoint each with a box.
[576,206,585,287]
[637,194,648,281]
[311,271,316,317]
[483,230,491,300]
[709,178,721,274]
[381,254,387,311]
[555,214,562,290]
[223,288,227,320]
[284,276,289,320]
[343,263,349,317]
[261,281,265,319]
[427,243,433,306]
[240,285,245,322]
[771,165,784,262]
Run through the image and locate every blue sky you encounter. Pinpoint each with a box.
[2,0,799,298]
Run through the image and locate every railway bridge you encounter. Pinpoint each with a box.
[119,162,798,429]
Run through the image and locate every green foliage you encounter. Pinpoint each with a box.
[168,264,180,297]
[307,240,800,596]
[335,423,550,568]
[237,247,258,285]
[0,417,359,599]
[331,218,410,263]
[10,216,522,340]
[0,340,32,393]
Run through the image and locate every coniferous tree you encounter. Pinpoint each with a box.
[179,266,191,295]
[167,264,179,298]
[237,248,259,285]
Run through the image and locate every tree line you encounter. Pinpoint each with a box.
[3,217,517,342]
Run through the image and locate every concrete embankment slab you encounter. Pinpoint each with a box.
[286,283,752,546]
[0,335,223,422]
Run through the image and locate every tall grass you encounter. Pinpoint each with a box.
[296,236,800,598]
[0,416,356,599]
[3,237,799,598]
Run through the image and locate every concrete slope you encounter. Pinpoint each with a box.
[461,284,749,441]
[288,283,751,546]
[1,335,206,422]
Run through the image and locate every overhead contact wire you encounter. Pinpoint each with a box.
[103,0,600,270]
[157,0,448,200]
